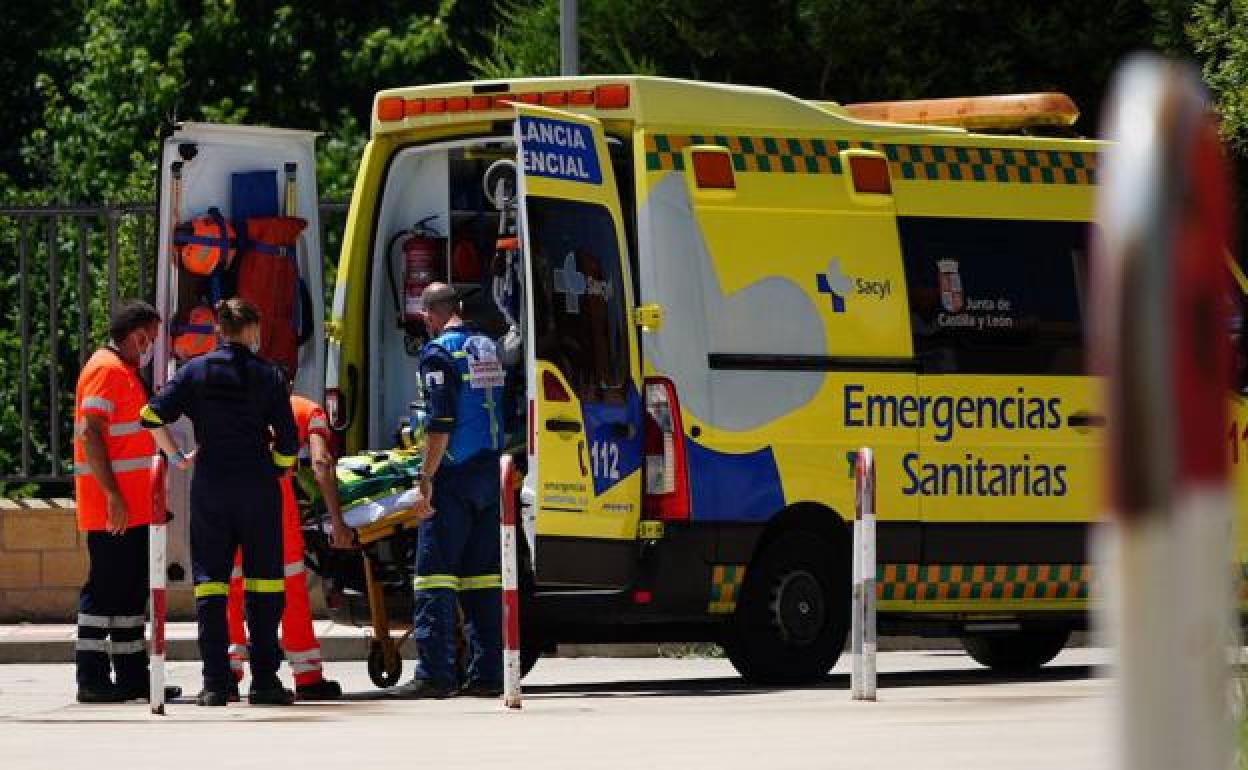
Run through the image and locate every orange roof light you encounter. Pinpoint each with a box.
[376,97,405,122]
[595,84,630,109]
[843,93,1080,131]
[377,82,634,124]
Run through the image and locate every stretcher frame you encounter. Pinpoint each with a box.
[353,506,426,687]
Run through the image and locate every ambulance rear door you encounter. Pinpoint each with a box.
[512,105,643,589]
[154,123,326,587]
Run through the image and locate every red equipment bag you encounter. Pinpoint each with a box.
[236,216,306,378]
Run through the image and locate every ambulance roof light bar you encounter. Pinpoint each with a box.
[377,83,630,123]
[842,92,1080,132]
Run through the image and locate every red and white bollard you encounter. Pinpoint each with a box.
[1094,54,1235,770]
[149,455,169,715]
[499,455,523,710]
[851,447,877,701]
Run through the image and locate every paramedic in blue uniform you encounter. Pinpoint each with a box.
[141,298,298,707]
[392,283,506,699]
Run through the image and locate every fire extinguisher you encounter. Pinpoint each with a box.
[386,215,445,349]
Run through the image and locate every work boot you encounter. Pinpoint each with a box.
[295,679,343,701]
[116,683,183,702]
[248,685,296,706]
[459,681,504,698]
[76,683,126,704]
[387,678,456,700]
[196,688,230,707]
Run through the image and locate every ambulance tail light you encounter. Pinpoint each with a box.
[643,377,690,521]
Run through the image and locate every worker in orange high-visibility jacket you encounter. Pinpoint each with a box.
[72,299,182,704]
[226,392,353,701]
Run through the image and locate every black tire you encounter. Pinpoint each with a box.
[367,640,402,688]
[960,629,1071,674]
[724,529,849,684]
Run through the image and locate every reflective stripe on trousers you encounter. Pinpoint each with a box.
[75,638,146,654]
[73,456,153,476]
[77,613,145,628]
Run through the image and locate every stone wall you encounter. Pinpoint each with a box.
[0,499,197,622]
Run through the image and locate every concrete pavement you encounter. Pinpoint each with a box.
[0,648,1111,769]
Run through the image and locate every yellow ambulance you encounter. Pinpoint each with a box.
[157,76,1246,684]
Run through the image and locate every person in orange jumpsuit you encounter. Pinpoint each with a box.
[225,392,352,700]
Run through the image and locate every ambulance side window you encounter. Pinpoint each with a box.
[528,196,630,404]
[899,218,1088,375]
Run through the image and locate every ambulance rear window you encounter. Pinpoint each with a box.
[899,217,1089,376]
[528,197,630,403]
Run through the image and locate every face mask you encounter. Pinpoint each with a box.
[248,336,261,355]
[138,334,154,368]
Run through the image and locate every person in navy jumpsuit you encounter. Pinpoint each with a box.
[141,298,298,706]
[392,283,506,699]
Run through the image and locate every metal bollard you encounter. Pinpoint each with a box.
[851,447,877,701]
[500,455,523,709]
[1094,54,1234,770]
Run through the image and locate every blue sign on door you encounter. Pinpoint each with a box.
[516,115,602,185]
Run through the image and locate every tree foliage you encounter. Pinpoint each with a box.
[6,0,1248,492]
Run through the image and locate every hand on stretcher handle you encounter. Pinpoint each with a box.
[408,477,436,521]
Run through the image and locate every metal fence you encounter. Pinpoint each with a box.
[0,201,349,489]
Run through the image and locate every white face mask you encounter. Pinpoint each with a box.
[247,330,261,355]
[138,334,154,368]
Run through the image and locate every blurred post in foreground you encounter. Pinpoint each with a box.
[1093,53,1235,770]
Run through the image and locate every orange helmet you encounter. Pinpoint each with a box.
[175,207,237,276]
[172,304,217,360]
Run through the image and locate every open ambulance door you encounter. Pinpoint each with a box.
[154,123,326,586]
[513,105,644,589]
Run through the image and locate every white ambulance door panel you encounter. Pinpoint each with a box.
[899,217,1097,602]
[513,105,643,588]
[154,123,325,586]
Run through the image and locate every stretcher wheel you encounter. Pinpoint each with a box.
[367,639,402,688]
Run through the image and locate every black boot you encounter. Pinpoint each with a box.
[196,688,230,707]
[76,683,126,704]
[295,679,343,701]
[249,683,295,703]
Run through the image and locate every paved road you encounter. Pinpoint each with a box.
[0,648,1109,769]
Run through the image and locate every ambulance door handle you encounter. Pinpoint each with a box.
[1067,412,1107,429]
[545,418,582,433]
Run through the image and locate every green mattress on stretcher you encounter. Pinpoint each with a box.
[313,449,424,530]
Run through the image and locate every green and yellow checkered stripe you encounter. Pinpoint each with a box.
[644,134,1097,185]
[877,563,1090,601]
[708,564,747,614]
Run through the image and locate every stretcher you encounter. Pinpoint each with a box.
[303,449,427,687]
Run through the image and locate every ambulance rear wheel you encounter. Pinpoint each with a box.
[724,530,849,685]
[960,628,1071,674]
[368,640,403,688]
